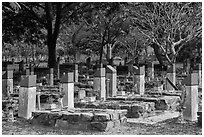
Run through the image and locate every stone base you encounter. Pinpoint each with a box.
[74,101,155,118]
[31,109,127,132]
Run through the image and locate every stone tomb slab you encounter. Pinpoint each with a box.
[31,108,127,132]
[127,111,180,125]
[74,100,155,118]
[129,96,180,111]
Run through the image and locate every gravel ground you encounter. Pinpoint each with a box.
[2,117,202,135]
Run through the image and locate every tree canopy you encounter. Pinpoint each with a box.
[128,2,202,66]
[2,2,202,68]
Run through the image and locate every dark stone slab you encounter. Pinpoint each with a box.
[94,68,106,77]
[19,75,36,88]
[106,65,116,73]
[2,70,13,79]
[31,113,56,126]
[90,121,114,132]
[182,73,198,86]
[50,68,54,74]
[194,64,201,70]
[93,113,111,122]
[133,66,145,75]
[62,113,81,123]
[60,72,74,83]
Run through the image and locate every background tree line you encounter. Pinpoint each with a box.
[2,2,202,69]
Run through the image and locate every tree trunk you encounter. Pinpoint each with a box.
[151,43,166,67]
[48,39,56,68]
[45,3,62,68]
[99,44,104,65]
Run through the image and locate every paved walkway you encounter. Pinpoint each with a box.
[127,111,180,124]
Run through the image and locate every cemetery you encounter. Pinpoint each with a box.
[2,57,202,134]
[2,2,202,135]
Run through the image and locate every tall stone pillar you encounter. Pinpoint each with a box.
[147,62,154,80]
[93,67,106,100]
[74,63,78,83]
[60,72,74,108]
[30,67,34,75]
[26,67,30,76]
[18,75,36,119]
[2,67,13,97]
[49,68,54,86]
[194,64,202,89]
[106,65,117,97]
[182,73,198,121]
[133,66,145,95]
[166,64,176,91]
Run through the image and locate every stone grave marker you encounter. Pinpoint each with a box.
[30,67,35,75]
[194,64,202,89]
[26,67,30,76]
[60,72,74,108]
[49,68,54,86]
[133,66,145,95]
[93,67,106,101]
[2,67,13,97]
[74,63,78,82]
[147,62,154,80]
[182,72,198,121]
[166,64,176,91]
[79,89,86,100]
[18,75,37,119]
[106,65,117,97]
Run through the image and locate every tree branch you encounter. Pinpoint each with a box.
[20,3,46,26]
[153,39,173,65]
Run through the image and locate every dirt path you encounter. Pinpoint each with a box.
[2,117,202,135]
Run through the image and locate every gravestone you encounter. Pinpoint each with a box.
[106,65,117,97]
[182,73,198,121]
[79,89,86,100]
[116,66,129,75]
[166,64,176,91]
[18,75,37,119]
[2,67,13,97]
[49,68,54,86]
[60,72,74,108]
[147,62,154,79]
[93,67,106,101]
[19,60,24,72]
[106,79,110,98]
[133,66,145,95]
[26,67,30,76]
[194,64,202,89]
[30,67,34,75]
[74,64,78,83]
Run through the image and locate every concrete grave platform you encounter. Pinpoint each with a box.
[74,100,155,118]
[108,95,180,111]
[31,108,127,132]
[127,111,180,125]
